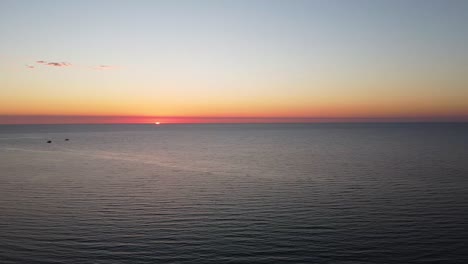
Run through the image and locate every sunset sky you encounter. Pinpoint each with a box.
[1,0,467,124]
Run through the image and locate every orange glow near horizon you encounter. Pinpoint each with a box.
[0,114,467,125]
[1,86,467,122]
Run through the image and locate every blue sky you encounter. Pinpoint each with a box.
[1,0,467,123]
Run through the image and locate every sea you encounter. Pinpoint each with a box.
[0,123,467,263]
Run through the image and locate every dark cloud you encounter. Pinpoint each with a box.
[35,60,71,67]
[31,60,114,70]
[46,62,71,67]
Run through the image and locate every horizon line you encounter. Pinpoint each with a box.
[1,122,468,126]
[1,114,467,125]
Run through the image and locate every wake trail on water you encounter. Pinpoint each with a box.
[1,146,219,175]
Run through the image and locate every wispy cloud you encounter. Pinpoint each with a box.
[95,65,116,70]
[36,61,72,67]
[30,60,116,70]
[48,62,71,67]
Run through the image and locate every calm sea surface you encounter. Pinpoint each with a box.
[0,123,467,263]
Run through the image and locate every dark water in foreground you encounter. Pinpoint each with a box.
[0,123,467,263]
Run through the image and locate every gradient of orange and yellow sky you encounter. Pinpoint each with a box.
[1,0,467,124]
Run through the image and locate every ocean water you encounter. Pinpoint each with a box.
[0,123,467,263]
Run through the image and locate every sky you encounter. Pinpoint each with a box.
[1,0,467,124]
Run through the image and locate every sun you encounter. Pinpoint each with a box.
[154,122,161,125]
